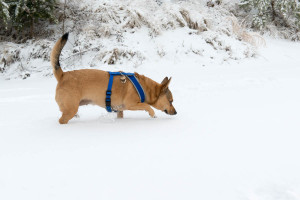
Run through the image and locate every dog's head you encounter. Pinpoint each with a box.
[152,77,177,115]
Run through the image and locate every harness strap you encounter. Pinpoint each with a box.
[127,75,145,103]
[105,72,114,112]
[105,72,145,112]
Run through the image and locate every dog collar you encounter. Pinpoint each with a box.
[106,71,146,112]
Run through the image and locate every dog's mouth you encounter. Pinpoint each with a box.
[164,109,168,114]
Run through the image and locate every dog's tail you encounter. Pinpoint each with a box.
[50,33,69,81]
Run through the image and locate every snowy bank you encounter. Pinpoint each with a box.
[0,0,257,79]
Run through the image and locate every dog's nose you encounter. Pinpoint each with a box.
[174,110,177,115]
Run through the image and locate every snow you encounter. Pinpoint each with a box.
[0,0,257,79]
[1,38,300,200]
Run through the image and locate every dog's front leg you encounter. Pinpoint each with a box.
[127,103,156,118]
[117,111,123,118]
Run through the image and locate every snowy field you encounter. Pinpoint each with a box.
[0,38,300,200]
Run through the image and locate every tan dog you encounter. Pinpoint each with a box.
[51,33,177,124]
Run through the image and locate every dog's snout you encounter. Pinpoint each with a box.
[164,109,177,115]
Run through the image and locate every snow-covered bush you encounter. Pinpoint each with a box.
[0,0,10,29]
[0,0,58,41]
[206,0,223,7]
[240,0,300,40]
[229,16,266,47]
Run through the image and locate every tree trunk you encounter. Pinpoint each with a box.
[62,0,66,34]
[271,0,276,22]
[30,18,34,38]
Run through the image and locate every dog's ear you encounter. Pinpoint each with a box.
[161,77,172,92]
[134,72,140,78]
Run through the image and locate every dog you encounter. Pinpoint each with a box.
[50,33,177,124]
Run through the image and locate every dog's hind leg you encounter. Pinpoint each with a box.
[117,111,123,118]
[57,98,79,124]
[127,103,156,118]
[59,107,78,124]
[56,89,81,124]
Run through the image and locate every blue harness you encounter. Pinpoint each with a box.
[105,71,146,112]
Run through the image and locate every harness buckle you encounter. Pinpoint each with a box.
[106,90,112,95]
[106,99,111,107]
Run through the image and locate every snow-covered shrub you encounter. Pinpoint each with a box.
[0,0,10,29]
[229,16,266,47]
[240,0,300,40]
[206,0,223,7]
[0,0,58,41]
[12,0,57,36]
[97,48,145,66]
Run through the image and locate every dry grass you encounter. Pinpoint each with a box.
[229,16,266,47]
[179,10,207,32]
[98,48,145,65]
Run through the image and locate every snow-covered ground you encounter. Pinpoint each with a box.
[0,38,300,200]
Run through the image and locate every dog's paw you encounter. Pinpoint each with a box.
[147,108,156,118]
[149,113,157,118]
